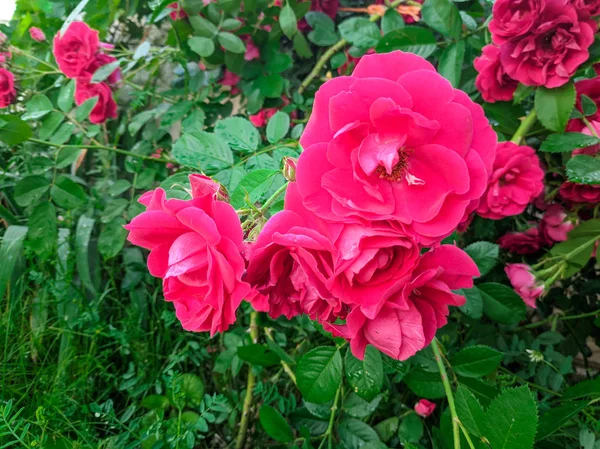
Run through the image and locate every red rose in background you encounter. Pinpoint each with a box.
[568,78,600,129]
[296,51,496,245]
[474,45,518,103]
[125,175,251,336]
[53,22,99,78]
[498,228,543,254]
[505,264,544,308]
[559,181,600,203]
[84,52,122,85]
[574,0,600,19]
[539,204,573,244]
[29,27,46,42]
[74,77,118,124]
[489,0,545,45]
[0,68,16,108]
[168,2,188,20]
[415,399,436,418]
[249,108,277,127]
[500,0,596,88]
[476,142,544,220]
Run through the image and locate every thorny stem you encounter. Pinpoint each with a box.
[431,339,461,449]
[518,310,600,330]
[264,327,297,385]
[235,311,260,449]
[510,109,538,144]
[318,387,341,449]
[260,183,288,213]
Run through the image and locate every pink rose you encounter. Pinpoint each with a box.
[500,0,596,88]
[474,45,518,103]
[559,181,600,203]
[414,399,436,418]
[476,142,544,220]
[245,183,344,322]
[84,52,122,85]
[29,27,46,42]
[498,228,543,255]
[74,77,118,124]
[568,78,600,130]
[0,52,10,65]
[539,204,573,244]
[0,68,16,108]
[326,245,478,360]
[574,0,600,19]
[296,51,496,245]
[244,37,260,61]
[125,175,251,336]
[505,263,544,308]
[310,0,339,19]
[374,0,424,23]
[168,2,188,20]
[249,108,277,127]
[489,0,545,45]
[53,22,99,78]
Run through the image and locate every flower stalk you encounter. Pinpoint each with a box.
[431,339,460,449]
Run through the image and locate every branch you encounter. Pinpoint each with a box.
[432,339,460,449]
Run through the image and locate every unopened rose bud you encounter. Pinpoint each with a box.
[414,399,436,418]
[29,27,46,42]
[282,157,297,182]
[367,4,386,16]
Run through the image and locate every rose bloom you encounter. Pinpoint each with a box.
[474,45,518,103]
[489,0,545,45]
[567,78,600,130]
[498,227,543,255]
[244,37,260,61]
[574,0,600,19]
[325,245,479,360]
[0,68,16,108]
[415,399,436,418]
[168,2,188,20]
[84,52,122,85]
[476,142,544,220]
[74,77,118,124]
[125,175,251,336]
[0,52,11,65]
[249,108,277,127]
[375,0,423,23]
[29,27,46,42]
[53,22,100,78]
[505,263,544,308]
[245,183,344,322]
[296,51,496,245]
[539,204,573,244]
[559,181,600,203]
[500,0,596,88]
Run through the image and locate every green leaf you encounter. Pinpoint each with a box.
[230,170,282,209]
[562,376,600,400]
[61,0,90,34]
[540,132,600,153]
[374,417,399,443]
[451,346,503,378]
[51,122,75,145]
[403,369,445,399]
[237,344,281,367]
[339,17,381,49]
[141,395,171,410]
[188,36,215,57]
[464,241,499,277]
[14,175,50,207]
[566,155,600,184]
[0,114,33,145]
[280,4,298,38]
[266,111,290,144]
[477,283,527,325]
[214,166,247,193]
[22,95,53,121]
[51,175,87,209]
[108,179,132,197]
[580,428,596,449]
[218,32,246,54]
[381,9,405,35]
[39,112,64,140]
[306,12,338,46]
[458,287,483,320]
[28,202,57,259]
[215,117,260,153]
[537,401,587,440]
[549,220,600,277]
[255,73,284,99]
[343,393,382,419]
[296,346,342,404]
[338,418,381,449]
[535,83,576,132]
[437,40,465,88]
[293,32,313,58]
[483,387,538,449]
[259,405,294,443]
[455,385,486,438]
[398,413,423,444]
[483,102,526,136]
[421,0,462,39]
[75,215,97,295]
[91,61,120,83]
[0,226,28,301]
[189,15,218,37]
[345,346,383,401]
[75,97,99,122]
[58,79,75,112]
[174,373,205,407]
[376,27,437,59]
[172,132,233,173]
[98,218,128,260]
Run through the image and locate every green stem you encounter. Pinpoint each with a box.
[124,80,177,104]
[431,339,460,449]
[235,311,260,449]
[510,109,538,144]
[519,310,600,330]
[260,183,288,213]
[318,387,341,449]
[459,423,476,449]
[10,46,59,71]
[498,367,562,396]
[297,0,405,94]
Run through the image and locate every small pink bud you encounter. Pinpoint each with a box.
[29,27,46,42]
[414,399,436,418]
[282,157,297,182]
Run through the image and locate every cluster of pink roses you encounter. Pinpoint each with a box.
[474,0,598,102]
[0,33,15,109]
[53,22,120,124]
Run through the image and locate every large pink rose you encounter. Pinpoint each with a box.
[125,175,251,336]
[489,0,545,45]
[74,77,118,124]
[245,183,344,322]
[296,51,497,245]
[505,263,544,308]
[476,142,544,220]
[500,0,596,88]
[53,22,99,78]
[325,245,479,360]
[0,68,16,108]
[474,45,518,103]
